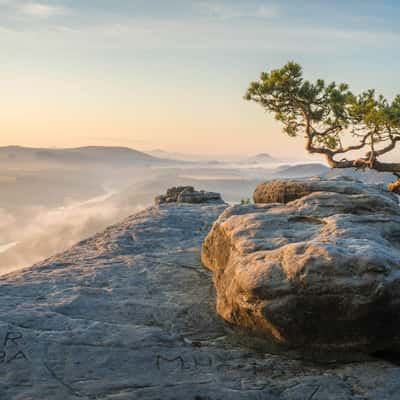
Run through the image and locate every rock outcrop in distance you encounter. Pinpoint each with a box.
[0,184,399,399]
[155,186,223,205]
[202,177,400,360]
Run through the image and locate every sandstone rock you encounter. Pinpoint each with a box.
[203,178,400,360]
[178,190,222,204]
[154,185,193,204]
[0,197,400,398]
[155,186,223,205]
[253,176,388,204]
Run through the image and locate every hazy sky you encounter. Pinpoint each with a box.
[1,0,400,158]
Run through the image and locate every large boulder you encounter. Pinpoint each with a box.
[202,178,400,360]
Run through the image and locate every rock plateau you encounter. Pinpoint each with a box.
[0,183,399,399]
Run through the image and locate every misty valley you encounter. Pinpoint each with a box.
[0,145,395,275]
[0,145,333,274]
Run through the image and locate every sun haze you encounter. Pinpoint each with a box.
[1,1,400,158]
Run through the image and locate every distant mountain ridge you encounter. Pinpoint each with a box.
[147,149,191,161]
[272,163,329,178]
[0,145,167,165]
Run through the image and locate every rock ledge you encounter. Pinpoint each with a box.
[0,188,399,398]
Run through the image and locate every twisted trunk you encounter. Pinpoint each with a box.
[304,130,400,194]
[325,154,400,194]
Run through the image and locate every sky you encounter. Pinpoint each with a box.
[1,0,400,158]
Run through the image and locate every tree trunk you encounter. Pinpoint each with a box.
[324,154,400,194]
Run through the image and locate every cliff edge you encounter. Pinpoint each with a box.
[0,185,399,399]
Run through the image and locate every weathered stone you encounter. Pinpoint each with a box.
[0,194,400,398]
[253,177,389,204]
[155,186,223,205]
[203,178,400,360]
[178,190,222,204]
[254,179,314,203]
[167,185,194,198]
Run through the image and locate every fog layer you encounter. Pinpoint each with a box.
[0,146,391,275]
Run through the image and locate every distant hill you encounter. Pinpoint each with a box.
[269,163,395,184]
[323,167,396,185]
[272,163,329,178]
[246,153,276,163]
[147,149,194,161]
[0,146,169,165]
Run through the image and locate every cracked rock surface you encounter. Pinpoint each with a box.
[202,178,400,360]
[0,200,399,399]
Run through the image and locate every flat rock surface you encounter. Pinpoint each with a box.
[0,202,399,399]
